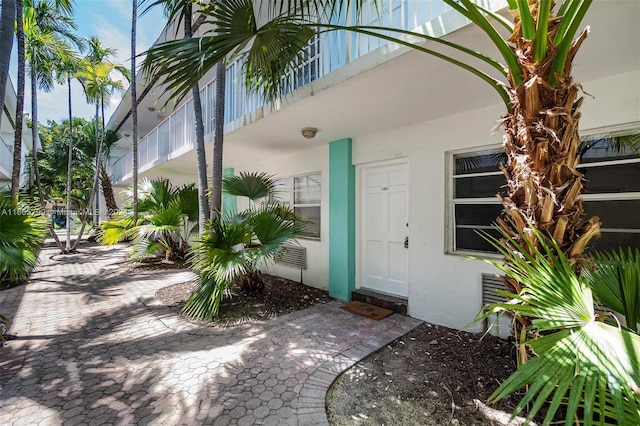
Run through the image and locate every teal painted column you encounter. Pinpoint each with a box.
[223,167,236,216]
[329,138,355,300]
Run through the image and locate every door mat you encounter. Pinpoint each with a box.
[340,301,394,320]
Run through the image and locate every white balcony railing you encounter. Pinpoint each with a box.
[0,136,13,179]
[111,0,478,183]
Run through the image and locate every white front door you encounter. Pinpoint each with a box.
[361,162,409,297]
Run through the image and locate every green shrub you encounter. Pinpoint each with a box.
[182,172,303,320]
[0,193,48,282]
[98,178,198,261]
[477,227,640,425]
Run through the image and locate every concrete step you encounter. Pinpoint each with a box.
[351,288,408,316]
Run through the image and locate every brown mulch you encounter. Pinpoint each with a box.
[155,273,334,327]
[326,323,533,425]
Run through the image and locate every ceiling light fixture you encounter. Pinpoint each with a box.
[301,127,318,139]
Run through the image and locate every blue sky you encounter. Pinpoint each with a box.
[9,0,165,124]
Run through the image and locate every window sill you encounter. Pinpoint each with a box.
[445,249,502,260]
[298,236,321,242]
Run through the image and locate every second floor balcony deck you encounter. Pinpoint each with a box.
[110,0,503,184]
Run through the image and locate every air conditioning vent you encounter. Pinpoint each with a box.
[276,245,307,269]
[482,273,508,305]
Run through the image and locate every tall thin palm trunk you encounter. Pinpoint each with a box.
[0,0,15,128]
[11,0,24,198]
[210,61,225,219]
[70,103,98,251]
[65,75,73,251]
[30,65,63,250]
[131,0,138,224]
[93,96,107,226]
[184,3,209,232]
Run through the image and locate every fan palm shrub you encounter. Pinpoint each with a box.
[99,178,199,261]
[478,227,640,425]
[586,248,640,334]
[182,172,303,321]
[0,193,48,282]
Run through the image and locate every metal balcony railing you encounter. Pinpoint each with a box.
[110,0,485,183]
[0,136,13,179]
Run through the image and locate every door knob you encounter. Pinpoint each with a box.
[404,236,409,249]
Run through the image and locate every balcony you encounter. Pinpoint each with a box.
[0,136,12,180]
[110,0,498,184]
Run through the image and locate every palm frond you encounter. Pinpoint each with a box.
[586,248,640,333]
[0,195,48,281]
[549,0,592,86]
[443,0,522,86]
[181,275,229,321]
[98,214,137,245]
[534,0,552,63]
[222,171,278,201]
[247,202,303,260]
[476,226,640,424]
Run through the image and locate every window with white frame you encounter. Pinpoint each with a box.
[450,148,506,253]
[274,173,321,240]
[449,129,640,254]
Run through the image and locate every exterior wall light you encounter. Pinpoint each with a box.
[301,127,318,139]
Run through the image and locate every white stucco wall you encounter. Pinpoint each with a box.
[351,69,640,334]
[232,144,331,291]
[223,68,640,334]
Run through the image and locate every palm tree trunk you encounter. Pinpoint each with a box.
[93,96,106,226]
[498,20,599,267]
[70,104,100,251]
[210,61,225,219]
[99,164,118,214]
[31,65,63,251]
[65,75,73,251]
[0,0,15,128]
[184,3,209,233]
[10,0,24,198]
[131,0,138,225]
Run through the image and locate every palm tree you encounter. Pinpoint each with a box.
[53,51,82,252]
[23,0,80,251]
[141,1,313,219]
[142,0,210,231]
[11,0,25,198]
[9,0,78,198]
[98,129,121,216]
[210,61,225,218]
[131,0,139,226]
[79,37,130,227]
[99,177,199,261]
[183,172,303,320]
[37,117,95,199]
[0,0,16,127]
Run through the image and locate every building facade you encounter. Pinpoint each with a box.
[107,0,640,334]
[1,77,33,189]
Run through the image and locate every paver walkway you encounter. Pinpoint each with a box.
[0,242,421,425]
